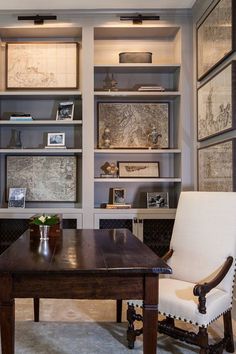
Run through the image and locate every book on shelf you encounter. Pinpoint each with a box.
[10,114,33,121]
[44,146,67,149]
[105,203,132,209]
[137,86,165,91]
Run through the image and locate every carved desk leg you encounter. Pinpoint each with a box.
[143,275,159,354]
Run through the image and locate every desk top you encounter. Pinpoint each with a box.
[0,229,171,275]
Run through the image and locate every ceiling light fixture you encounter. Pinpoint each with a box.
[120,14,160,25]
[18,15,57,25]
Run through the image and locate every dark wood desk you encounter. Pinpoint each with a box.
[0,228,171,354]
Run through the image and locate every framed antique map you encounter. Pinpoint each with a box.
[198,139,236,191]
[98,102,169,149]
[197,0,235,80]
[197,61,236,141]
[6,42,78,89]
[6,155,77,202]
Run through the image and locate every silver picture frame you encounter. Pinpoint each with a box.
[146,192,169,208]
[8,187,26,208]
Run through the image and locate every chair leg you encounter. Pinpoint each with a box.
[223,310,234,353]
[116,299,122,323]
[33,297,40,322]
[198,326,209,354]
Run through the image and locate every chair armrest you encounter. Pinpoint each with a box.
[193,256,233,314]
[162,249,174,262]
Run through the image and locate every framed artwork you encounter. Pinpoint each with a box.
[8,187,26,208]
[6,155,77,202]
[6,42,78,89]
[47,133,65,147]
[197,0,236,80]
[56,101,74,121]
[197,61,236,141]
[98,102,169,149]
[118,161,160,178]
[112,188,126,204]
[146,192,169,208]
[198,139,236,191]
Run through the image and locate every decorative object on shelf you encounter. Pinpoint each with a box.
[147,126,162,148]
[197,0,235,80]
[112,188,126,204]
[46,132,66,148]
[98,102,169,149]
[102,127,111,148]
[100,161,118,177]
[146,192,169,208]
[198,139,236,191]
[8,187,26,208]
[56,101,74,121]
[6,155,77,202]
[118,161,160,178]
[6,42,78,89]
[119,52,152,63]
[8,129,22,149]
[103,73,118,91]
[30,214,60,241]
[197,61,235,141]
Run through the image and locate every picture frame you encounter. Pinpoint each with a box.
[118,161,160,178]
[197,61,236,141]
[98,102,169,149]
[146,192,169,208]
[6,155,77,202]
[6,42,78,89]
[197,139,236,191]
[56,101,74,121]
[112,188,126,204]
[47,132,65,147]
[8,187,26,208]
[197,0,236,80]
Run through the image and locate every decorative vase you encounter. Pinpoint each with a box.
[39,225,50,241]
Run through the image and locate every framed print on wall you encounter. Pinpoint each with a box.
[197,0,236,80]
[197,61,236,141]
[6,42,78,89]
[98,102,169,149]
[198,139,236,191]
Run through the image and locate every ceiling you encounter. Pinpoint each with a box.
[0,0,197,11]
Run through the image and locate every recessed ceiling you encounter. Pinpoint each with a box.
[0,0,197,11]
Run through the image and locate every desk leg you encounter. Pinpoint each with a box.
[143,275,159,354]
[0,300,15,354]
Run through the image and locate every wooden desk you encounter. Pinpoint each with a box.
[0,229,171,354]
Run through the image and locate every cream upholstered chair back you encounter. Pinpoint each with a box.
[168,192,236,294]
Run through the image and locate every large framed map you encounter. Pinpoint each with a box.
[98,102,169,149]
[6,42,78,89]
[6,155,77,202]
[198,139,236,191]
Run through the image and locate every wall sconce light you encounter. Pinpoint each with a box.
[120,14,160,24]
[18,15,57,25]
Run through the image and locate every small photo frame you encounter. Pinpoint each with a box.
[147,192,169,208]
[8,187,26,208]
[112,188,126,204]
[47,133,65,147]
[56,101,74,121]
[118,161,160,178]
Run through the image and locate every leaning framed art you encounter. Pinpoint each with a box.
[197,0,236,80]
[97,102,169,149]
[198,139,236,191]
[197,61,236,141]
[6,42,79,89]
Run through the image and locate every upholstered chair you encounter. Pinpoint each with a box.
[127,192,236,354]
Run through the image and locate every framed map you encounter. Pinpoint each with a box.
[198,139,236,191]
[6,42,78,89]
[6,155,77,202]
[197,0,236,80]
[197,61,236,141]
[98,102,169,149]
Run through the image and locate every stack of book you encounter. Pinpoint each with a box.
[105,204,132,209]
[137,85,165,92]
[10,114,33,121]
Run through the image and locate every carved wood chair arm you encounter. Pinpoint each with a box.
[193,256,233,314]
[162,249,174,262]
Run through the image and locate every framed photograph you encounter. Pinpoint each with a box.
[56,101,74,121]
[6,155,77,202]
[8,187,26,208]
[6,42,78,89]
[197,0,236,80]
[112,188,126,204]
[98,102,169,149]
[197,61,236,141]
[118,161,160,178]
[47,133,65,147]
[198,139,236,191]
[146,192,169,208]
